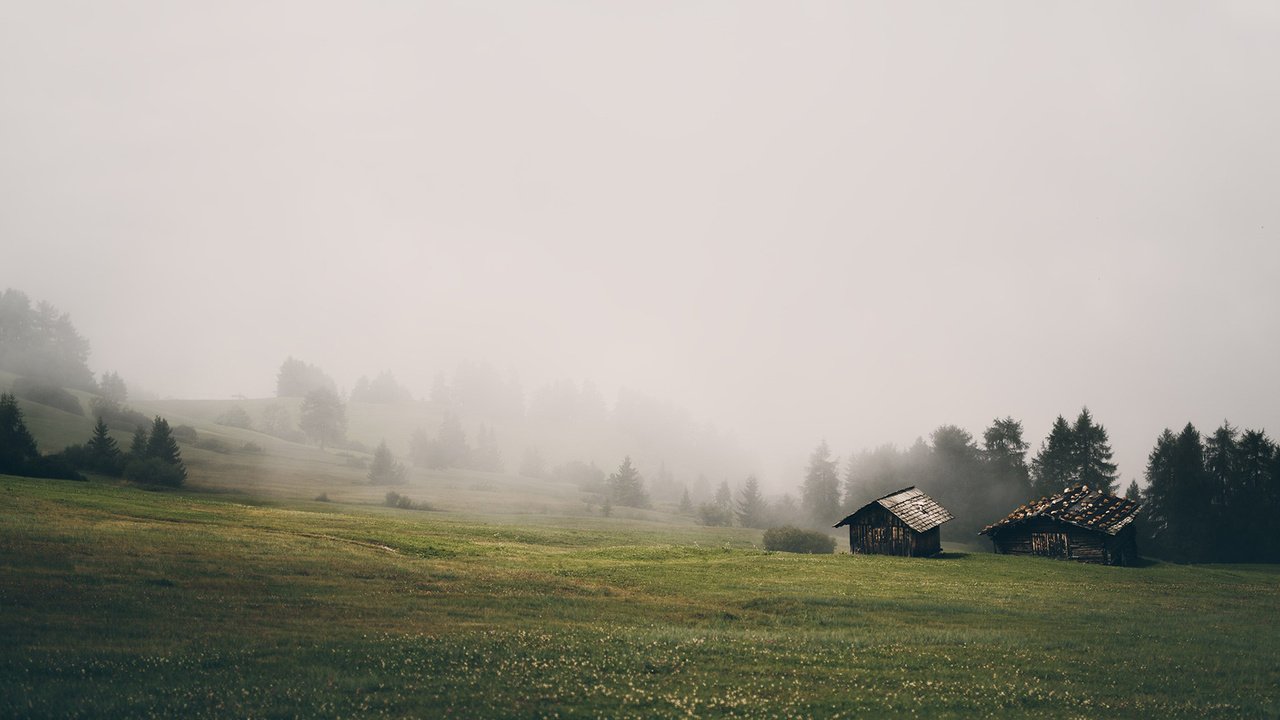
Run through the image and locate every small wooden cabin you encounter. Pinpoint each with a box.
[981,485,1140,566]
[834,486,954,557]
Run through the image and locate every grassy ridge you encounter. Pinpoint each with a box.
[2,476,1277,718]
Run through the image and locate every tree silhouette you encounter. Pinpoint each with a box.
[607,456,650,508]
[299,387,347,449]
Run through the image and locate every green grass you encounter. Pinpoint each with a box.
[2,476,1277,718]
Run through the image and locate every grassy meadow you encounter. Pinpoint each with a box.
[3,474,1279,718]
[2,387,1278,717]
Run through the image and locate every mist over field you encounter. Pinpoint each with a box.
[5,4,1280,717]
[3,1,1279,488]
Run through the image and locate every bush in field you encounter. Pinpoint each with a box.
[763,526,836,554]
[171,425,198,443]
[384,491,432,511]
[216,405,252,429]
[12,377,83,416]
[124,457,186,487]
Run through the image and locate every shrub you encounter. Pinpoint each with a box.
[215,405,253,429]
[384,491,432,511]
[314,493,330,502]
[12,378,83,416]
[124,457,185,487]
[27,453,86,481]
[763,526,836,554]
[171,425,198,443]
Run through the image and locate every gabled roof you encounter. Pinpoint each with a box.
[980,485,1140,537]
[834,486,954,533]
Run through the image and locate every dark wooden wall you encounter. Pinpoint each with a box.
[988,517,1138,566]
[845,505,942,557]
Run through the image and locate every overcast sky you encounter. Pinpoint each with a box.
[3,1,1278,485]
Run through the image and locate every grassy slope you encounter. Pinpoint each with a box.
[2,476,1278,719]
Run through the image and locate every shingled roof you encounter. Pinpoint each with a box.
[980,485,1140,537]
[834,486,954,533]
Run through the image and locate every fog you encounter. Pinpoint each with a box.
[3,1,1278,489]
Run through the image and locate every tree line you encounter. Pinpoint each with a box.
[805,409,1119,541]
[0,392,187,486]
[1138,421,1280,563]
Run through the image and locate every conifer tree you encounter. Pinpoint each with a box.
[145,416,187,482]
[678,485,693,514]
[0,393,40,475]
[434,411,469,468]
[1031,416,1075,496]
[982,417,1031,502]
[1073,408,1118,493]
[802,440,841,525]
[128,425,149,458]
[735,475,767,528]
[607,456,650,508]
[368,440,407,485]
[471,423,503,472]
[87,416,122,475]
[299,387,347,449]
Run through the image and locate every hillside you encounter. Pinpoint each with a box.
[2,476,1277,718]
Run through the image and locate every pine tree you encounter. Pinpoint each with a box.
[1236,429,1278,561]
[429,411,469,468]
[802,440,841,525]
[299,387,347,449]
[607,456,650,508]
[1144,424,1212,562]
[678,486,693,514]
[128,425,149,458]
[146,417,187,482]
[368,441,407,485]
[1124,479,1141,502]
[1073,408,1118,494]
[712,480,728,508]
[0,393,40,475]
[982,417,1031,502]
[1031,416,1075,496]
[87,416,122,475]
[735,476,767,528]
[471,423,503,472]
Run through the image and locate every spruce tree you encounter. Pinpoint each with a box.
[432,411,469,468]
[607,456,649,508]
[368,441,407,485]
[1236,429,1278,561]
[128,425,149,458]
[87,416,122,475]
[146,416,187,482]
[1031,416,1075,496]
[678,485,693,514]
[1073,408,1118,494]
[982,417,1031,502]
[0,393,40,475]
[802,440,841,525]
[735,476,767,528]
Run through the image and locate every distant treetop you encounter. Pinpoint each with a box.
[0,289,96,391]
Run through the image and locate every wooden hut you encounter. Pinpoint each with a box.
[834,486,954,557]
[980,485,1140,566]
